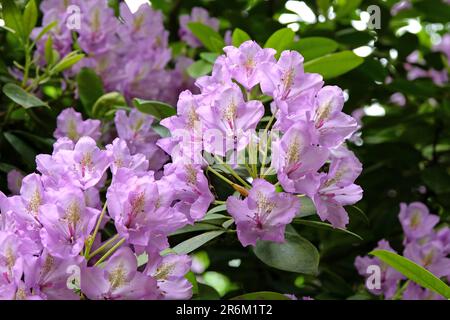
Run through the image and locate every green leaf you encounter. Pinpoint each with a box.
[22,0,38,38]
[253,228,319,275]
[44,35,56,66]
[185,271,199,295]
[293,219,363,240]
[187,22,225,53]
[91,92,127,119]
[370,249,450,299]
[2,83,48,109]
[232,28,251,47]
[1,0,25,41]
[32,21,57,44]
[304,51,364,79]
[291,37,338,61]
[50,52,84,74]
[200,52,220,64]
[133,98,176,121]
[206,204,227,215]
[172,230,225,255]
[298,196,316,217]
[170,223,221,236]
[3,132,36,169]
[187,60,213,78]
[264,28,295,57]
[76,68,104,115]
[231,291,291,300]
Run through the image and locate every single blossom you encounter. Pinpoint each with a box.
[198,84,264,156]
[81,247,157,300]
[226,179,300,246]
[115,109,169,171]
[39,187,99,258]
[163,161,215,223]
[55,137,111,190]
[260,50,323,115]
[106,138,149,175]
[145,253,193,300]
[23,251,82,300]
[398,202,439,242]
[312,147,363,228]
[223,41,276,90]
[54,108,101,142]
[271,121,329,195]
[106,169,186,247]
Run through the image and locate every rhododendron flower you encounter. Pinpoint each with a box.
[145,254,193,300]
[226,179,300,246]
[106,138,149,175]
[23,251,82,300]
[55,137,111,190]
[354,240,405,299]
[179,7,219,48]
[260,50,323,114]
[106,169,186,247]
[54,108,101,142]
[399,202,439,242]
[81,247,157,300]
[39,187,99,258]
[271,122,329,195]
[312,148,363,228]
[115,110,169,171]
[223,41,276,90]
[163,162,214,223]
[198,85,264,156]
[158,90,204,163]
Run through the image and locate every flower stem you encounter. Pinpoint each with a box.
[260,112,277,177]
[85,201,108,258]
[94,238,126,267]
[207,166,249,196]
[214,155,251,188]
[87,234,119,260]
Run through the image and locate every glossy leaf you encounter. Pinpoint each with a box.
[187,22,225,53]
[2,83,48,109]
[231,291,291,300]
[304,51,364,79]
[291,37,338,61]
[253,228,319,275]
[133,98,176,121]
[232,28,251,47]
[370,249,450,299]
[173,230,225,255]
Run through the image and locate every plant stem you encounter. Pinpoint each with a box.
[259,112,277,177]
[207,166,249,196]
[213,200,226,205]
[85,201,107,258]
[94,238,126,267]
[214,155,251,188]
[87,234,119,260]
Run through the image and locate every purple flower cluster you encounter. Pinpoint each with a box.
[33,0,195,104]
[0,109,218,298]
[158,40,363,246]
[355,202,450,300]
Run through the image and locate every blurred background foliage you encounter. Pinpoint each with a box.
[1,0,449,299]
